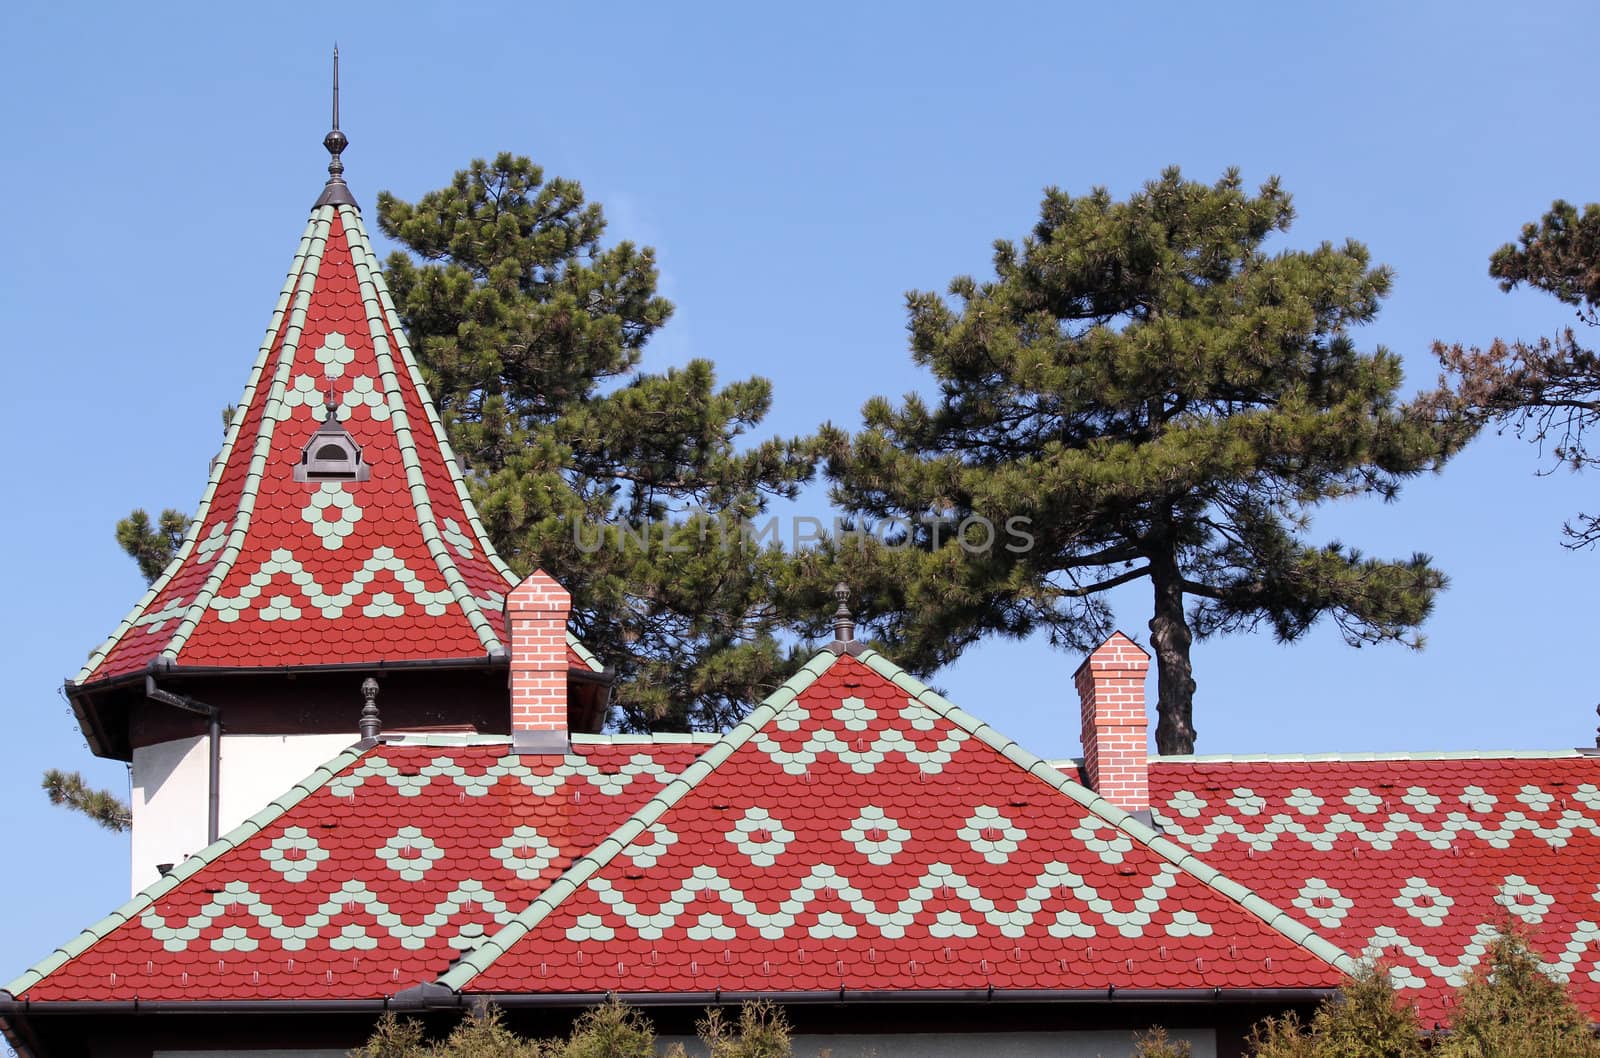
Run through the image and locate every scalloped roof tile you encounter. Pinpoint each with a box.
[444,651,1351,996]
[1149,755,1600,1023]
[9,737,706,1001]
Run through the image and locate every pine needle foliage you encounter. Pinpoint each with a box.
[376,154,823,731]
[115,508,189,585]
[1426,199,1600,546]
[825,167,1474,753]
[41,769,130,832]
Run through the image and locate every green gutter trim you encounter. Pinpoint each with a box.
[852,650,1359,978]
[4,740,369,997]
[76,212,325,682]
[435,651,841,992]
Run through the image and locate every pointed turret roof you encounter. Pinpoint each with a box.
[74,120,599,694]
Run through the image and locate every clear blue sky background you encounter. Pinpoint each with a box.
[1,0,1595,991]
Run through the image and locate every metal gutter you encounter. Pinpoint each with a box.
[0,986,1339,1016]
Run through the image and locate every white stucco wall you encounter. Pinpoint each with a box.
[131,732,356,892]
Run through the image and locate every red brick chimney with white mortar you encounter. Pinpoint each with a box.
[1075,631,1152,814]
[506,569,570,754]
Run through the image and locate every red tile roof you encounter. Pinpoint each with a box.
[74,205,599,686]
[444,654,1348,997]
[13,739,707,1001]
[1150,755,1600,1023]
[9,653,1354,1006]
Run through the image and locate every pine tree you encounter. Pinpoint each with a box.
[107,157,819,733]
[825,168,1473,754]
[114,509,188,585]
[377,154,821,730]
[1426,199,1600,545]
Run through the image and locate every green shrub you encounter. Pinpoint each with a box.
[1434,924,1600,1058]
[1247,966,1425,1058]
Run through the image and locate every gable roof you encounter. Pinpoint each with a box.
[73,201,600,687]
[442,650,1353,997]
[8,650,1352,1007]
[7,735,709,1001]
[1150,753,1600,1023]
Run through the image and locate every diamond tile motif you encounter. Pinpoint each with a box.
[301,483,363,549]
[1151,754,1600,1020]
[12,739,706,1001]
[456,654,1346,997]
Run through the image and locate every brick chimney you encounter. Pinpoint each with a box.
[506,569,570,754]
[1075,631,1152,814]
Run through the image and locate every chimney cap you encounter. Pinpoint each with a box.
[1072,631,1150,678]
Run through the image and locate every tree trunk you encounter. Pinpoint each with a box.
[1147,541,1197,755]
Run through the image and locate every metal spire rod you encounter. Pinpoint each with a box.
[331,44,340,132]
[314,45,357,208]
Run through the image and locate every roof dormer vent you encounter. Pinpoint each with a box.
[294,389,370,482]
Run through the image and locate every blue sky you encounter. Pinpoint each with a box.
[1,0,1596,990]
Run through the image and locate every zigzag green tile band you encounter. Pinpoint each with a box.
[5,741,368,996]
[435,650,837,991]
[851,649,1361,977]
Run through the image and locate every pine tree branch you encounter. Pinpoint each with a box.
[1052,565,1151,597]
[41,769,131,832]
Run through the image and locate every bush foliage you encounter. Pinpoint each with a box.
[352,926,1598,1058]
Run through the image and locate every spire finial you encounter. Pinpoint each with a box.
[831,583,856,646]
[314,45,358,208]
[358,676,381,741]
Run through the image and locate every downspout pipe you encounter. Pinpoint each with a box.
[144,676,222,846]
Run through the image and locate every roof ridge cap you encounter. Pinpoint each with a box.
[852,650,1358,978]
[6,738,370,997]
[75,211,331,682]
[434,649,844,992]
[1154,749,1588,763]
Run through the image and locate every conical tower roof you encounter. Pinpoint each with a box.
[73,115,599,706]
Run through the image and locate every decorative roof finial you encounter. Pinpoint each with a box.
[829,582,863,654]
[314,45,358,208]
[358,676,381,741]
